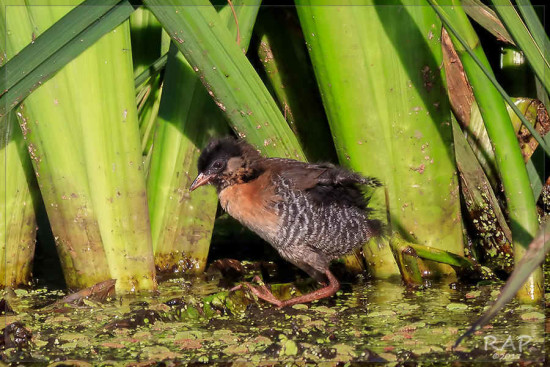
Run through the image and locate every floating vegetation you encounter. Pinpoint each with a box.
[1,261,547,365]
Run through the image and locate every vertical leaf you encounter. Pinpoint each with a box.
[296,0,464,278]
[147,1,261,274]
[491,0,550,95]
[2,2,156,292]
[0,111,37,287]
[431,0,542,302]
[144,0,305,159]
[253,8,337,163]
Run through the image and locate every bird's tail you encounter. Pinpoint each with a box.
[358,176,382,188]
[367,217,388,239]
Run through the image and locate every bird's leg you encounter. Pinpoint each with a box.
[230,275,283,307]
[278,270,340,308]
[231,271,340,308]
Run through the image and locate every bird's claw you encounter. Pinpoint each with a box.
[229,283,243,292]
[229,275,265,292]
[229,278,283,308]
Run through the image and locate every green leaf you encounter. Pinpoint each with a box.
[297,0,465,278]
[430,0,550,157]
[461,0,514,44]
[2,3,156,292]
[144,0,305,159]
[253,8,337,163]
[452,118,513,274]
[134,52,168,88]
[130,7,165,76]
[516,0,550,58]
[0,0,120,91]
[430,0,543,302]
[0,111,37,287]
[515,0,550,113]
[147,0,260,274]
[455,219,550,347]
[0,0,135,118]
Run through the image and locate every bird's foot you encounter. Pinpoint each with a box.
[274,270,341,308]
[230,270,340,308]
[230,276,283,307]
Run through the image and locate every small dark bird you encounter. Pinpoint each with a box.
[190,137,383,307]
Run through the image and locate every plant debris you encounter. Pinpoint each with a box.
[0,262,546,364]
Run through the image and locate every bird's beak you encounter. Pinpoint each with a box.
[189,173,212,191]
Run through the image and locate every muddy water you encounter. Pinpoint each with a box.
[1,271,547,365]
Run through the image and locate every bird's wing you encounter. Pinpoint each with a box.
[264,158,380,209]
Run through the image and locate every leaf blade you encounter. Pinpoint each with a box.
[144,0,305,159]
[0,0,135,117]
[455,219,550,347]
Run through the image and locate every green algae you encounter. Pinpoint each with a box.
[0,268,547,365]
[279,337,298,356]
[446,302,469,311]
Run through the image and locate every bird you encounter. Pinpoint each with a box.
[190,137,383,307]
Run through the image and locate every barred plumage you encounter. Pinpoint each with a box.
[190,137,383,307]
[273,175,380,283]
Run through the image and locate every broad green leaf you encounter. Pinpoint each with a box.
[253,7,337,163]
[430,0,542,302]
[2,2,156,292]
[147,0,261,274]
[0,0,135,117]
[0,111,37,287]
[144,0,305,159]
[296,0,465,278]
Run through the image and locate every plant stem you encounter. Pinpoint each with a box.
[431,0,542,302]
[147,0,262,274]
[0,111,37,287]
[296,0,465,278]
[144,0,305,159]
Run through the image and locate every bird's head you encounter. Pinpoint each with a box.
[190,137,262,192]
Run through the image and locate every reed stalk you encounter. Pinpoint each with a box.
[296,0,465,279]
[1,2,156,292]
[0,111,37,287]
[431,0,542,302]
[147,0,261,274]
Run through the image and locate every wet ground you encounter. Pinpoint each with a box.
[1,261,547,366]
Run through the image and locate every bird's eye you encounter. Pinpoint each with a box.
[211,161,223,170]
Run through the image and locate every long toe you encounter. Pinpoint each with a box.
[229,283,244,292]
[242,283,282,307]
